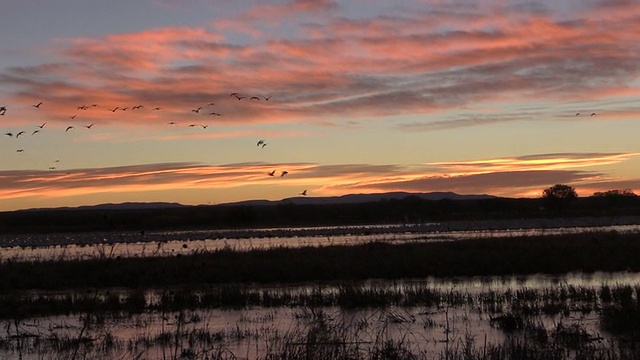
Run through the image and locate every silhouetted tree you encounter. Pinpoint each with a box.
[542,184,578,211]
[542,184,578,200]
[592,189,637,197]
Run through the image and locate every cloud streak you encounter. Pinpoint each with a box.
[1,1,639,129]
[0,152,636,209]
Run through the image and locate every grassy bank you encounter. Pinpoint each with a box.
[2,231,640,292]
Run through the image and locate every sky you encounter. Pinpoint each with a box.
[0,0,639,211]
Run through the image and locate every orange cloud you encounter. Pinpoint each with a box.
[0,152,636,209]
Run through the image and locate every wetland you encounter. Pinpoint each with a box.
[2,197,640,359]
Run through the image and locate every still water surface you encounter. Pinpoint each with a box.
[2,221,640,262]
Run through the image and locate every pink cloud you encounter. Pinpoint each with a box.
[1,1,639,131]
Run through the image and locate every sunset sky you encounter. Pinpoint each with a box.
[1,0,639,211]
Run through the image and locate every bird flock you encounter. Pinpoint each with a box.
[1,92,310,197]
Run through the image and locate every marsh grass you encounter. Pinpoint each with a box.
[2,231,640,292]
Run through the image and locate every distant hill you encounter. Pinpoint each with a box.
[16,192,496,212]
[23,202,186,212]
[220,191,497,206]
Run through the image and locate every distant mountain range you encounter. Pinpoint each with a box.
[19,192,496,212]
[220,191,497,207]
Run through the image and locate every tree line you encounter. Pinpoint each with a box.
[0,185,639,234]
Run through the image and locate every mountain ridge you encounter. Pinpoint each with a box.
[14,191,496,212]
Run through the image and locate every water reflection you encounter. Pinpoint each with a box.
[2,222,640,262]
[3,272,640,360]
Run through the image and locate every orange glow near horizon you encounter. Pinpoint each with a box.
[1,1,640,211]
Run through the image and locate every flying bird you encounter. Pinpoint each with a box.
[16,148,24,153]
[0,106,7,115]
[32,102,43,108]
[235,96,246,100]
[4,132,13,137]
[16,131,25,138]
[69,114,77,119]
[209,112,221,116]
[575,113,580,116]
[85,124,94,129]
[207,102,215,106]
[299,190,307,196]
[591,113,596,116]
[121,107,128,111]
[37,122,46,128]
[133,105,144,110]
[49,166,56,170]
[153,107,162,110]
[192,107,202,113]
[168,122,177,126]
[281,171,288,177]
[109,107,119,112]
[188,124,198,127]
[32,130,40,135]
[257,140,265,147]
[250,96,260,100]
[262,96,272,101]
[77,105,88,110]
[230,92,239,97]
[201,124,209,129]
[66,126,74,132]
[268,170,276,176]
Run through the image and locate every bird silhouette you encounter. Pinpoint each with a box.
[250,96,260,100]
[109,107,119,112]
[33,102,43,108]
[201,124,209,129]
[85,124,94,129]
[192,107,202,113]
[153,107,162,110]
[281,171,288,177]
[77,105,88,110]
[575,113,580,116]
[236,96,246,100]
[69,114,77,119]
[168,122,177,125]
[121,107,128,111]
[209,112,221,116]
[133,105,144,110]
[37,122,47,129]
[188,124,198,127]
[257,140,265,147]
[230,92,239,97]
[32,130,40,135]
[591,113,596,116]
[4,132,13,137]
[0,106,6,115]
[66,126,74,132]
[49,166,56,170]
[207,102,215,106]
[268,170,276,176]
[16,148,24,153]
[300,190,307,196]
[262,95,272,101]
[16,131,25,138]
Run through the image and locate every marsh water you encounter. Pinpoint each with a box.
[3,272,640,359]
[2,219,640,359]
[2,217,640,262]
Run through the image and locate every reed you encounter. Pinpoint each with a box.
[2,231,640,292]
